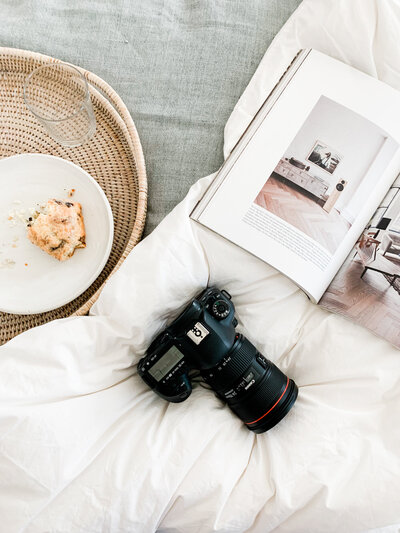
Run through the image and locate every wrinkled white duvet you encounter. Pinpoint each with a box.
[1,1,400,531]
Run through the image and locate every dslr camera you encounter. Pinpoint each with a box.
[138,287,298,433]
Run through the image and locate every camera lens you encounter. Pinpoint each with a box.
[202,335,297,433]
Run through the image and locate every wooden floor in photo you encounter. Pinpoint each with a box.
[255,174,350,254]
[321,256,400,347]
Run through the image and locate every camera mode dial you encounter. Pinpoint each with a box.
[212,299,230,319]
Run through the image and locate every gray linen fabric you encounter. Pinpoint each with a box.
[0,0,302,234]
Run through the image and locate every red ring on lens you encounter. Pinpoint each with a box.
[245,377,289,425]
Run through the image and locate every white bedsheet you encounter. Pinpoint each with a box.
[1,1,400,531]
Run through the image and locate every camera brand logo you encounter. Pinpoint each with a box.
[187,322,209,345]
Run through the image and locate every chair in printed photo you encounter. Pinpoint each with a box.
[356,233,400,285]
[380,230,400,257]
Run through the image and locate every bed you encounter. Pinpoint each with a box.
[1,1,400,531]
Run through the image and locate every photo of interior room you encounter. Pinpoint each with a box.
[254,95,399,254]
[321,177,400,348]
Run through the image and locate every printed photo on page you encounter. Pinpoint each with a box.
[320,175,400,349]
[252,96,399,256]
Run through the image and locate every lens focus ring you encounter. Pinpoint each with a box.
[202,335,257,391]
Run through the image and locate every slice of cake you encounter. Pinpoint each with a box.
[27,199,86,261]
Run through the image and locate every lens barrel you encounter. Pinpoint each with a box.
[202,335,298,433]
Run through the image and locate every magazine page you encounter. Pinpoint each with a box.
[319,174,400,348]
[192,50,400,302]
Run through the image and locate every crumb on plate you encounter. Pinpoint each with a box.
[0,259,16,269]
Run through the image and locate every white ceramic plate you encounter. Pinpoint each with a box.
[0,154,114,314]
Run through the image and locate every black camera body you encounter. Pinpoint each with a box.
[138,287,297,433]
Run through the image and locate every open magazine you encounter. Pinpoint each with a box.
[191,49,400,348]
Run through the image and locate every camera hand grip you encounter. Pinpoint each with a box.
[157,373,192,403]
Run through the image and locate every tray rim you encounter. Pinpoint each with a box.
[0,46,147,321]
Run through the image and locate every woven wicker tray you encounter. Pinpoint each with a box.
[0,47,147,344]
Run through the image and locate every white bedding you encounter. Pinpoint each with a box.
[1,0,400,531]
